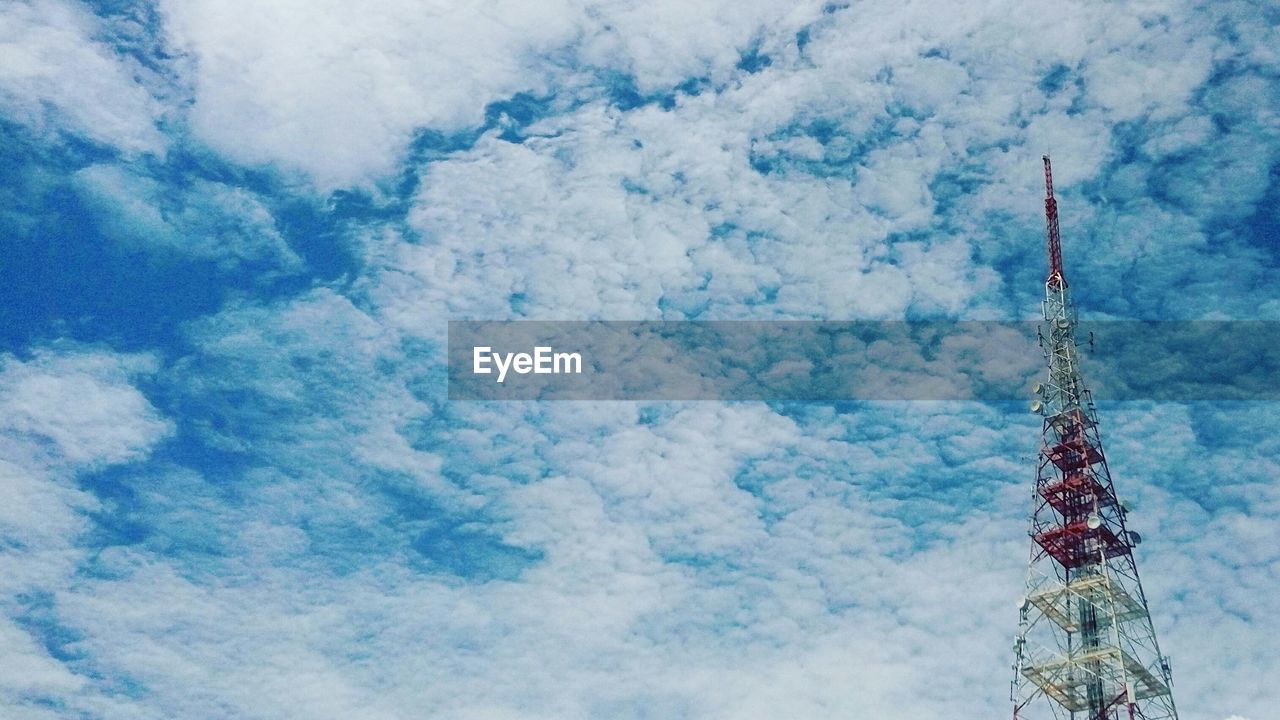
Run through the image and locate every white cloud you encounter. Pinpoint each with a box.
[158,0,573,187]
[0,0,165,154]
[0,349,170,714]
[157,0,826,188]
[11,400,1023,718]
[0,348,169,593]
[0,350,170,468]
[348,0,1280,329]
[73,163,304,272]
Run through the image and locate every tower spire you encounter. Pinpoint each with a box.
[1012,159,1179,720]
[1043,155,1065,289]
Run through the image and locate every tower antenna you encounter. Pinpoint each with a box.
[1043,155,1065,289]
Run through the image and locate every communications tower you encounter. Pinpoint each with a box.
[1011,157,1179,720]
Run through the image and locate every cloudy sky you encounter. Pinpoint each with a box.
[1,0,1278,718]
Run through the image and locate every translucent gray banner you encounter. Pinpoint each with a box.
[447,321,1280,401]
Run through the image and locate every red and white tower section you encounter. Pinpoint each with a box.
[1011,157,1180,720]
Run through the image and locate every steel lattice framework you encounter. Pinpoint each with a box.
[1011,157,1180,720]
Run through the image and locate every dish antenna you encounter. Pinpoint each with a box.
[1127,531,1143,546]
[1086,513,1102,530]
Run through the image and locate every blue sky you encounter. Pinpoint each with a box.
[1,1,1277,718]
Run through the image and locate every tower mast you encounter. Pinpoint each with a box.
[1011,157,1179,720]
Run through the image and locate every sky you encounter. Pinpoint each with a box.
[1,0,1278,718]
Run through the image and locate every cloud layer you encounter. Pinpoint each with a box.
[1,0,1277,718]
